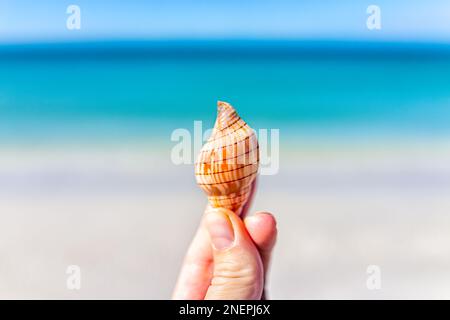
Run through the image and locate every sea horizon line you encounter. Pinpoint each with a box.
[1,38,450,60]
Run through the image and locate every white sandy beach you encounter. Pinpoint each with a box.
[1,140,450,299]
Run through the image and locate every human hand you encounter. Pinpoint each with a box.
[172,197,277,300]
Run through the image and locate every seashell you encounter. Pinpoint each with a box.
[195,101,259,214]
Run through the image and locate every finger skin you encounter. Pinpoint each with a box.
[205,208,264,300]
[172,183,257,300]
[244,212,277,271]
[172,209,276,300]
[244,212,277,299]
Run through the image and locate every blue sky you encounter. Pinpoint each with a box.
[0,0,449,43]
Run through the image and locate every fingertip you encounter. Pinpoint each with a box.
[205,209,236,251]
[245,211,277,251]
[207,207,254,246]
[246,211,277,232]
[256,211,277,226]
[205,208,265,300]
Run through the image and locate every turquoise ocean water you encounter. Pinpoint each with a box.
[0,40,449,144]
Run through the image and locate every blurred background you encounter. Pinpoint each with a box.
[1,0,450,299]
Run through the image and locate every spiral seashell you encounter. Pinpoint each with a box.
[195,101,259,214]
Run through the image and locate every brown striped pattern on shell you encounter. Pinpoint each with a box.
[195,101,259,214]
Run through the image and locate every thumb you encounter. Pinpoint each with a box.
[204,208,264,300]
